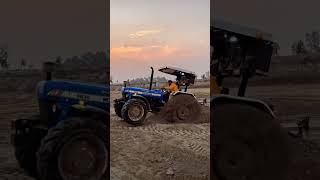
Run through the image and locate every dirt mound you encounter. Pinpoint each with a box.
[158,94,207,124]
[155,105,209,124]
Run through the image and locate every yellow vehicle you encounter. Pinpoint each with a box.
[211,19,290,180]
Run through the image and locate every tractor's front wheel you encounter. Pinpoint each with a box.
[114,99,125,118]
[121,99,148,126]
[37,117,108,180]
[11,116,47,178]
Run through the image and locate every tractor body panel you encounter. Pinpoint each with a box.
[37,80,108,126]
[211,95,275,118]
[122,87,164,102]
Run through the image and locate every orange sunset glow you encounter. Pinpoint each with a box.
[111,0,209,82]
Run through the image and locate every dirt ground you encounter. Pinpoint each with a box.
[1,81,320,179]
[0,93,37,180]
[237,84,320,180]
[110,88,210,180]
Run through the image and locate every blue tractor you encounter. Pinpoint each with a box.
[11,62,109,180]
[114,66,201,126]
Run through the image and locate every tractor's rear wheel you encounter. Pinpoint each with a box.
[163,94,201,123]
[37,117,108,180]
[213,103,290,180]
[121,98,148,126]
[12,116,47,178]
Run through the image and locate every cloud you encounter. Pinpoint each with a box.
[111,44,192,62]
[111,46,142,54]
[128,29,162,38]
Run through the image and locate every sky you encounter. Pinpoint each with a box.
[212,0,320,55]
[0,0,318,72]
[0,0,109,68]
[110,0,210,82]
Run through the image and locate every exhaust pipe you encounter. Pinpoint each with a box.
[43,62,56,80]
[149,67,154,90]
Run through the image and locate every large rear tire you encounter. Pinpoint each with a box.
[12,116,47,178]
[121,98,148,126]
[163,93,201,123]
[213,103,290,180]
[37,117,108,180]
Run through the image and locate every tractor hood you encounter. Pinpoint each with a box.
[37,80,108,108]
[122,87,163,98]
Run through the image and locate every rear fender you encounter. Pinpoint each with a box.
[211,95,275,118]
[172,91,196,98]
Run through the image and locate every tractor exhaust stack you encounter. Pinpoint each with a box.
[42,62,56,81]
[149,67,154,90]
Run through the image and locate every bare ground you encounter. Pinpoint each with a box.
[239,84,320,180]
[0,93,37,180]
[110,89,210,180]
[1,82,320,179]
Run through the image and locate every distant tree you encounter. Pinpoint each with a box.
[28,64,34,69]
[55,56,63,65]
[201,74,206,80]
[20,58,27,69]
[272,42,280,56]
[305,31,320,53]
[292,40,308,55]
[0,47,8,69]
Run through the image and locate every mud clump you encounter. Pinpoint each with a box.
[158,94,209,124]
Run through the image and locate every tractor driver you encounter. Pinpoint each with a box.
[167,80,178,93]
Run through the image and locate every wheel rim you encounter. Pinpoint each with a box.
[128,103,144,121]
[176,106,191,120]
[58,134,107,180]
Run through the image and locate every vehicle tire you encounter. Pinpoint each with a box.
[114,99,125,118]
[163,93,201,123]
[12,117,47,178]
[212,103,290,180]
[121,98,148,126]
[37,117,108,180]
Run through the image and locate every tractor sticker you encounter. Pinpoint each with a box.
[124,90,162,97]
[48,89,107,103]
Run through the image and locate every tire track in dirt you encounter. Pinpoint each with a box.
[112,124,209,141]
[110,112,210,180]
[111,121,210,157]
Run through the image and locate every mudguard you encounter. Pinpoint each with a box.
[130,95,151,111]
[172,91,196,98]
[211,95,275,118]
